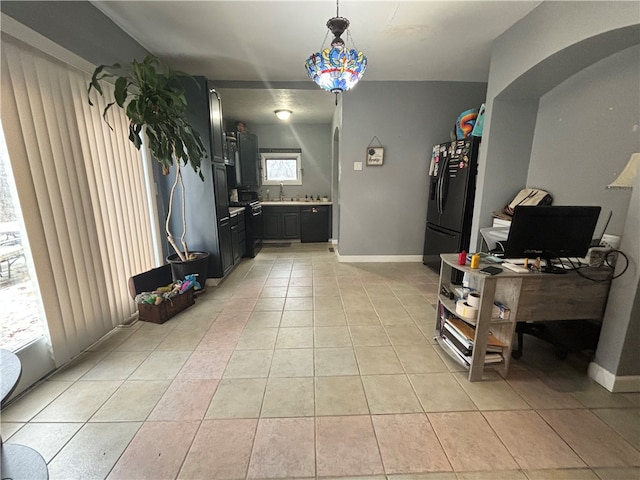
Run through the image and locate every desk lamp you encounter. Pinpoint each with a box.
[607,153,639,189]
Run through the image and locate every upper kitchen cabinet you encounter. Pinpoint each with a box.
[238,132,260,188]
[177,76,221,162]
[208,87,226,164]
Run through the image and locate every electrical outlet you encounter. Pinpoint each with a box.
[586,247,608,267]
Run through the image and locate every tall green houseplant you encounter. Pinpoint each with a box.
[88,55,205,262]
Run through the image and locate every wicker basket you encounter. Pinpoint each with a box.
[137,293,195,324]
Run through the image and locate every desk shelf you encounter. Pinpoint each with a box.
[434,254,611,382]
[435,256,518,381]
[437,294,513,326]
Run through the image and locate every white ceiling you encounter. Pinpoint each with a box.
[93,1,541,125]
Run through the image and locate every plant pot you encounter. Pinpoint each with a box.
[166,251,210,283]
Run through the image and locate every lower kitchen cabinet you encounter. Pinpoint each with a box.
[282,213,300,239]
[262,205,332,241]
[263,206,300,239]
[219,218,234,275]
[231,213,246,263]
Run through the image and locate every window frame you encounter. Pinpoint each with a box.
[260,152,303,186]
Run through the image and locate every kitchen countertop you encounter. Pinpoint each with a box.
[261,201,333,206]
[229,206,246,216]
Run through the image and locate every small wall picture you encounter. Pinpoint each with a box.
[366,147,384,166]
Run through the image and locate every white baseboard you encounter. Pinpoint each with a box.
[588,362,640,392]
[336,252,423,263]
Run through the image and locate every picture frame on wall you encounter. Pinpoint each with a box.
[366,147,384,166]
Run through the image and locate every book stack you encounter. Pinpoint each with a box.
[439,306,506,366]
[491,211,512,227]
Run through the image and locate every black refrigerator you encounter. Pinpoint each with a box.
[423,137,480,274]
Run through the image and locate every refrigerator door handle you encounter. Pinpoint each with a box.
[437,174,443,214]
[437,156,448,214]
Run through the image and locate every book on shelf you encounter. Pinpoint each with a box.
[443,322,503,355]
[440,336,503,365]
[441,337,471,366]
[492,302,511,320]
[442,325,472,355]
[492,211,512,225]
[482,352,504,364]
[445,316,508,350]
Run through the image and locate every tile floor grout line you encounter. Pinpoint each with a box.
[5,245,639,478]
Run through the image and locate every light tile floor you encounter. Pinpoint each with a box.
[2,243,640,479]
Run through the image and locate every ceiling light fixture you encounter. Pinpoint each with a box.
[275,109,292,121]
[305,0,367,103]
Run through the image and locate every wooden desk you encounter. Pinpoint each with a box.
[1,349,49,479]
[435,254,611,381]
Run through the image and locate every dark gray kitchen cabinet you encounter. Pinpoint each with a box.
[237,132,260,188]
[262,206,300,239]
[219,217,233,275]
[231,213,246,263]
[208,87,225,164]
[156,76,236,279]
[263,210,282,239]
[282,213,300,239]
[214,162,233,275]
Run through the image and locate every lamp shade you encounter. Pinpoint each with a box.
[305,10,367,95]
[607,153,639,189]
[305,46,367,94]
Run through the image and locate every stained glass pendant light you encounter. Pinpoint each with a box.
[305,0,367,102]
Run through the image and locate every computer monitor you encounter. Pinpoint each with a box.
[503,205,601,273]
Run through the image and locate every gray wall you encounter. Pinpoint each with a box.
[471,1,640,386]
[1,1,149,65]
[250,123,332,201]
[527,45,640,236]
[338,81,486,256]
[472,1,640,247]
[597,174,640,378]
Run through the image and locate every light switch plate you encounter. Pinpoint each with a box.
[354,162,363,171]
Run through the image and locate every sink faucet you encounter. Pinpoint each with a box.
[279,182,285,201]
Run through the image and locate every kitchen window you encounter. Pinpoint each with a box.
[260,152,302,185]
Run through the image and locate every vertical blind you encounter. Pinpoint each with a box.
[1,35,157,366]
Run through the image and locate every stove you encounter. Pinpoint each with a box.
[230,200,262,257]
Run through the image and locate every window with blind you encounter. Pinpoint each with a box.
[1,34,159,368]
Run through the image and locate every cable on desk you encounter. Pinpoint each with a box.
[571,249,629,283]
[607,249,629,280]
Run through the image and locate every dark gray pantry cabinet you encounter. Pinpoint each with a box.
[156,76,239,279]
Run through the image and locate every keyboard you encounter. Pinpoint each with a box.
[501,263,529,273]
[503,258,527,265]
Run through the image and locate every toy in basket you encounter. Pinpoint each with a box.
[135,274,201,324]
